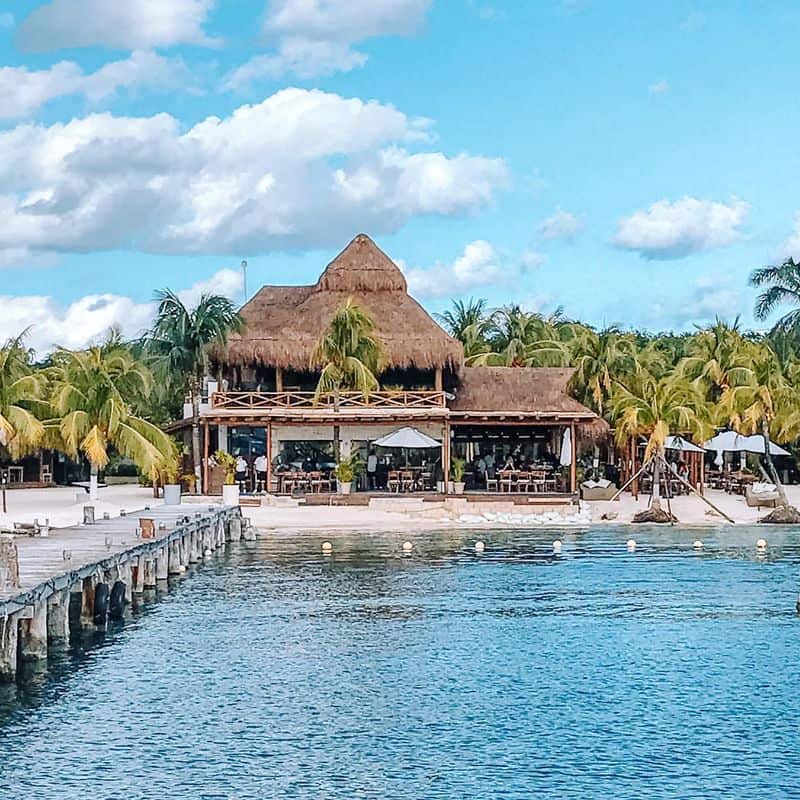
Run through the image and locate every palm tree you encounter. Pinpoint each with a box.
[435,298,490,340]
[0,332,46,460]
[144,291,243,485]
[751,258,800,333]
[611,373,710,511]
[568,326,639,416]
[45,346,177,500]
[312,298,386,460]
[716,348,800,511]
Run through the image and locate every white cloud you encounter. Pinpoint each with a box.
[649,79,669,95]
[400,240,506,299]
[649,276,743,329]
[776,213,800,262]
[521,249,545,269]
[0,13,14,29]
[2,268,243,355]
[0,51,186,120]
[538,208,583,241]
[17,0,216,51]
[0,88,507,261]
[226,0,431,87]
[612,196,749,260]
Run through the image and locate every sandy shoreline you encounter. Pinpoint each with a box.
[2,484,799,533]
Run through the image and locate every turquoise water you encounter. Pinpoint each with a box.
[1,526,800,799]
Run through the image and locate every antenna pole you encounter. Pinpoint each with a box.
[241,260,248,304]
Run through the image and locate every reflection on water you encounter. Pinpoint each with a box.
[1,526,800,800]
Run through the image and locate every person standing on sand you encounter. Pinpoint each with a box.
[367,449,378,490]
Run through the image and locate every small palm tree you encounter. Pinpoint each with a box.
[312,299,385,459]
[0,332,46,460]
[716,348,800,510]
[45,346,177,499]
[611,373,710,511]
[145,291,243,484]
[435,298,490,340]
[751,258,800,333]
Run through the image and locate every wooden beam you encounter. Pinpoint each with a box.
[275,367,284,392]
[203,420,210,494]
[434,367,443,393]
[570,421,577,493]
[266,421,273,495]
[442,421,451,495]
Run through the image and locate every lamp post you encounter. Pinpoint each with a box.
[1,471,6,514]
[241,259,248,304]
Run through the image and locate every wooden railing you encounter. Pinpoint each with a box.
[211,390,447,411]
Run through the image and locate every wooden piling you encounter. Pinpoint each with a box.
[19,600,48,662]
[0,613,19,682]
[80,575,96,628]
[47,588,71,643]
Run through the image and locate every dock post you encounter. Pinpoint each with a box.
[80,575,96,628]
[120,561,133,604]
[47,588,71,643]
[143,556,157,588]
[229,517,242,543]
[155,548,168,581]
[132,556,145,594]
[168,539,182,575]
[0,613,19,682]
[190,530,200,563]
[19,600,48,662]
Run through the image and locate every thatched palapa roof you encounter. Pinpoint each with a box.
[450,367,603,422]
[217,234,463,372]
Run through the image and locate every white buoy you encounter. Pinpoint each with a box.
[552,539,562,554]
[322,541,333,553]
[693,540,703,550]
[626,539,636,551]
[178,565,187,574]
[402,541,413,553]
[757,538,767,550]
[203,548,213,557]
[475,540,485,553]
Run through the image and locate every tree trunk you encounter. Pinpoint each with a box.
[89,464,99,501]
[761,420,789,507]
[333,388,340,462]
[191,379,202,485]
[650,448,663,509]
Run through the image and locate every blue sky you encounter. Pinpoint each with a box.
[2,0,800,351]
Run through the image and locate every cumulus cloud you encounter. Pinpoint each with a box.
[775,213,800,262]
[521,249,545,269]
[17,0,217,51]
[2,268,243,355]
[652,276,743,329]
[537,208,583,241]
[0,88,507,262]
[226,0,431,87]
[0,51,186,120]
[612,196,749,260]
[400,240,507,299]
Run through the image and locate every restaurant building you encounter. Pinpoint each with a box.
[182,234,604,496]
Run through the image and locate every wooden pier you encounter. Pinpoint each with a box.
[0,504,247,683]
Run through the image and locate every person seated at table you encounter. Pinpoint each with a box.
[502,454,516,471]
[542,445,559,469]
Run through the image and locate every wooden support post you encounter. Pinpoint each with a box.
[155,548,168,581]
[19,601,48,661]
[142,556,157,588]
[266,422,273,495]
[133,556,145,593]
[80,575,96,628]
[434,367,443,393]
[570,422,577,494]
[120,561,133,604]
[203,420,210,495]
[47,588,71,643]
[275,367,284,392]
[442,421,451,495]
[0,613,19,682]
[168,540,182,575]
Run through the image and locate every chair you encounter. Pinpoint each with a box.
[387,470,400,493]
[516,472,530,493]
[310,471,325,493]
[400,470,415,493]
[499,471,514,493]
[485,473,498,492]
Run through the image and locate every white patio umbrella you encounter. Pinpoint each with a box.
[664,435,705,453]
[559,427,572,467]
[373,427,440,449]
[703,430,790,465]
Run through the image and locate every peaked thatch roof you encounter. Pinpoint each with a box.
[215,234,463,372]
[449,367,602,420]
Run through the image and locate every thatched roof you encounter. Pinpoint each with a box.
[216,234,463,372]
[449,367,602,421]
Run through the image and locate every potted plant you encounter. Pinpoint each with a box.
[450,457,466,495]
[214,450,239,505]
[162,457,182,506]
[335,455,363,495]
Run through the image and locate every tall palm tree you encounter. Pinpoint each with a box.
[611,373,710,511]
[0,332,46,460]
[312,299,386,460]
[145,291,243,485]
[716,348,800,510]
[45,346,176,500]
[568,326,639,416]
[435,298,490,340]
[751,258,800,333]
